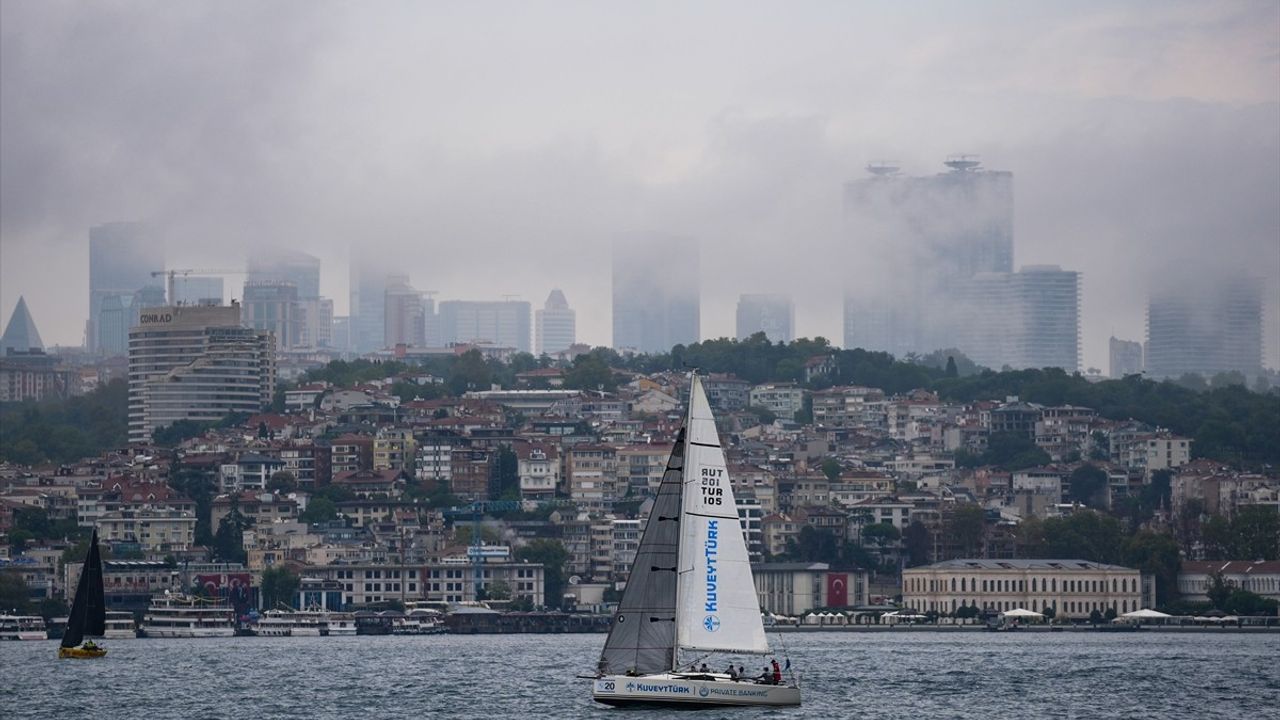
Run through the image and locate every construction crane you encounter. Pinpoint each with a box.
[149,268,246,305]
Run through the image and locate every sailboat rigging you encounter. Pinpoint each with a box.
[59,529,108,659]
[590,374,801,707]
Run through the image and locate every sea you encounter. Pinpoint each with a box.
[3,632,1278,719]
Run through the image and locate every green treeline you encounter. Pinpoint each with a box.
[0,379,128,464]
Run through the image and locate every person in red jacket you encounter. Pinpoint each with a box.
[771,658,782,684]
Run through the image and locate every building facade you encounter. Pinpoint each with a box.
[1109,336,1144,378]
[89,222,164,356]
[438,300,532,353]
[1146,277,1263,379]
[535,289,576,356]
[902,559,1151,619]
[127,304,276,443]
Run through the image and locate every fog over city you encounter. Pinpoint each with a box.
[2,0,1277,369]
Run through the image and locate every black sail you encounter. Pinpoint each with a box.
[62,530,106,648]
[597,428,685,676]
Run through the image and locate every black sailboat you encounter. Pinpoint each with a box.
[59,529,107,658]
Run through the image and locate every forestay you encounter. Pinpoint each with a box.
[596,429,686,675]
[675,376,770,655]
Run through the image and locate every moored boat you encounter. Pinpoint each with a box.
[141,594,235,638]
[103,611,137,639]
[0,615,47,641]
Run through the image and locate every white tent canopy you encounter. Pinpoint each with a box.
[1000,608,1044,618]
[1120,609,1171,619]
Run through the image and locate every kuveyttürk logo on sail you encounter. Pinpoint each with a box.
[704,520,718,613]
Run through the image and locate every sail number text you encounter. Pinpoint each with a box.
[700,468,725,505]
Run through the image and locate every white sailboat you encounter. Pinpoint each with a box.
[590,375,801,707]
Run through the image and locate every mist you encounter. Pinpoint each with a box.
[2,0,1278,370]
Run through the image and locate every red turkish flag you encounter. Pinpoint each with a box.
[827,573,848,607]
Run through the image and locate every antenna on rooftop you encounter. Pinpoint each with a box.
[944,154,982,172]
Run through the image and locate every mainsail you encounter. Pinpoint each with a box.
[675,376,770,655]
[62,529,106,649]
[596,428,686,675]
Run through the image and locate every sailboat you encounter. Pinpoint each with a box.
[59,529,108,659]
[590,375,801,707]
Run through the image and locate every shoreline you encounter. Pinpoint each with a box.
[770,624,1280,633]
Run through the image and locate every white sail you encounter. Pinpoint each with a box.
[674,375,770,655]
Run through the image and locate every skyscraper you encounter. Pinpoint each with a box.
[350,257,392,353]
[248,252,330,350]
[241,281,299,351]
[735,294,794,343]
[953,266,1080,371]
[1109,337,1144,378]
[1145,277,1263,379]
[88,222,164,355]
[843,158,1012,356]
[437,300,532,352]
[384,276,427,348]
[128,304,276,443]
[612,235,700,353]
[535,289,576,356]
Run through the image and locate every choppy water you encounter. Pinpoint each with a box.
[3,631,1278,719]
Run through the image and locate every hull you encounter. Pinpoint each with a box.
[592,674,801,707]
[142,626,236,638]
[103,629,136,640]
[0,631,48,641]
[59,646,108,659]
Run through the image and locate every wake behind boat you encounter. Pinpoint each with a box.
[589,374,801,707]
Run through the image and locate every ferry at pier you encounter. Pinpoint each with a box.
[103,611,137,639]
[141,594,236,638]
[0,615,47,641]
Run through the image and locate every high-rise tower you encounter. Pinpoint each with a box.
[1145,277,1263,379]
[612,235,700,353]
[88,222,164,355]
[536,289,576,356]
[736,294,794,343]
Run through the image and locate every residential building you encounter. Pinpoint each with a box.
[1109,337,1144,378]
[515,443,560,501]
[612,234,699,353]
[902,558,1151,619]
[736,294,794,343]
[97,508,197,553]
[0,350,77,403]
[535,289,576,356]
[566,444,618,511]
[384,276,428,348]
[127,304,276,443]
[748,384,806,421]
[954,266,1081,371]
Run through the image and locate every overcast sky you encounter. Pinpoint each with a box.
[2,0,1278,370]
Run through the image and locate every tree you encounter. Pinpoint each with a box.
[494,445,519,500]
[1124,530,1181,606]
[0,571,32,613]
[486,579,512,601]
[821,458,843,482]
[8,529,34,556]
[903,521,932,567]
[267,471,297,494]
[1068,464,1109,506]
[1206,572,1233,611]
[861,523,901,547]
[563,351,618,393]
[946,505,987,558]
[1232,506,1280,561]
[1104,607,1118,622]
[515,539,568,610]
[1089,609,1104,625]
[945,356,959,378]
[299,497,338,525]
[982,433,1052,471]
[447,350,492,395]
[213,497,251,563]
[260,566,300,610]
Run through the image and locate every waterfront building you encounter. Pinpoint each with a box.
[89,222,164,356]
[127,304,276,443]
[1177,561,1280,604]
[437,300,532,353]
[902,558,1152,619]
[736,294,795,343]
[1145,276,1263,379]
[753,562,868,615]
[612,234,700,353]
[97,508,197,553]
[535,289,576,356]
[1109,336,1144,378]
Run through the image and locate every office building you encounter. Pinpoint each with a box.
[1146,277,1263,379]
[1109,337,1144,378]
[127,304,276,444]
[612,235,700,353]
[437,300,531,352]
[88,222,164,355]
[384,276,428,348]
[241,282,299,352]
[350,257,391,353]
[172,276,224,306]
[843,158,1012,356]
[331,316,352,354]
[1,296,44,354]
[535,289,576,356]
[736,294,794,343]
[247,251,320,300]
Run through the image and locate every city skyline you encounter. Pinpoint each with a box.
[1,2,1278,370]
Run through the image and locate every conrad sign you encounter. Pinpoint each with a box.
[138,312,174,325]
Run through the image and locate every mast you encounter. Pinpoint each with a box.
[671,372,696,670]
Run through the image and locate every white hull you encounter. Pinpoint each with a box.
[592,674,801,707]
[102,629,136,639]
[142,626,236,638]
[327,625,357,636]
[0,631,47,641]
